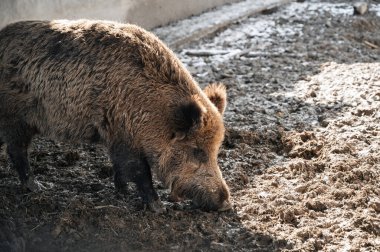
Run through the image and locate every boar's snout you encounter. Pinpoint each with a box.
[172,173,232,212]
[218,199,233,212]
[192,179,232,211]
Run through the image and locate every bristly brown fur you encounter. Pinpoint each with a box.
[0,20,231,211]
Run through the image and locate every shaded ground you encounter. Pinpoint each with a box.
[1,0,379,251]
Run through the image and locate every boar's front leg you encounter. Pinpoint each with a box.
[110,142,165,213]
[1,121,42,191]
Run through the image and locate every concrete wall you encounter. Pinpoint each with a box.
[0,0,240,30]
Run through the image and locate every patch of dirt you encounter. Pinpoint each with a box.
[1,0,380,251]
[281,131,324,159]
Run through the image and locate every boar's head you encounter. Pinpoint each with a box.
[160,83,231,211]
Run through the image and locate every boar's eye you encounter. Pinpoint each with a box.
[193,148,208,163]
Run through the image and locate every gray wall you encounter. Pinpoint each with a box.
[0,0,240,29]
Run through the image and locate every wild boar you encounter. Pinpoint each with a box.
[0,20,231,212]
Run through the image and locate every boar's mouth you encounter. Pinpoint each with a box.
[171,177,230,211]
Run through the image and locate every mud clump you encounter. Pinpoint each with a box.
[305,200,327,212]
[224,127,283,153]
[223,127,260,149]
[281,131,324,159]
[278,208,298,226]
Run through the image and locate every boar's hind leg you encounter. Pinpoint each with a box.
[110,143,165,213]
[2,121,41,191]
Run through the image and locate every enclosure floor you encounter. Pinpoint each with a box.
[1,0,379,251]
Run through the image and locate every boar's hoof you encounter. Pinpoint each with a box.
[146,199,166,214]
[218,200,232,212]
[23,177,46,192]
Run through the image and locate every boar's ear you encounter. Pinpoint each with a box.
[204,83,227,115]
[172,99,205,139]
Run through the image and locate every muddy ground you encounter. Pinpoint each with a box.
[1,0,379,251]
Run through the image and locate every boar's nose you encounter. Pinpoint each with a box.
[218,200,232,212]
